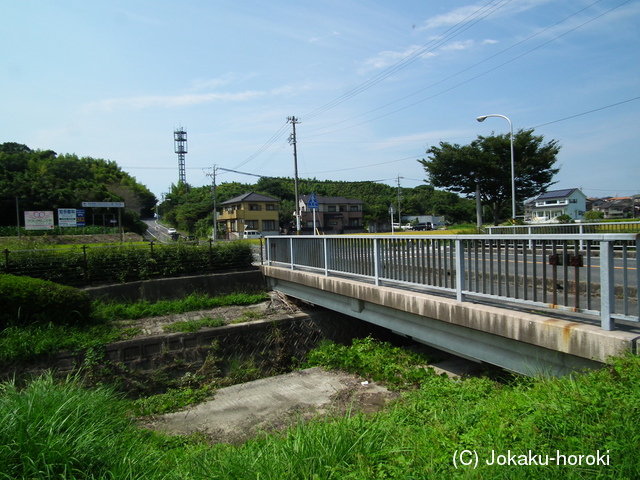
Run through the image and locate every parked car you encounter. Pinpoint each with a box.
[167,228,177,234]
[413,222,433,231]
[242,230,262,239]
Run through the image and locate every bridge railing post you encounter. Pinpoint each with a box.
[455,239,465,303]
[600,240,615,330]
[324,237,329,276]
[289,237,294,270]
[373,238,380,286]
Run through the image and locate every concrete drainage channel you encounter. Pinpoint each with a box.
[9,270,487,441]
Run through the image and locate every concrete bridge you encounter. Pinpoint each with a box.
[261,234,640,376]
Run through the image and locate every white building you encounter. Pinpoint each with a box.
[525,188,587,223]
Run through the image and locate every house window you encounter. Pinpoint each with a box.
[349,205,359,212]
[262,220,276,230]
[328,206,337,212]
[246,220,258,229]
[350,219,360,226]
[249,204,261,211]
[266,204,276,211]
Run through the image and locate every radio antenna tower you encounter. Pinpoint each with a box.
[174,126,188,184]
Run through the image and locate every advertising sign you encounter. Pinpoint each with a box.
[58,208,77,227]
[76,208,86,227]
[25,211,54,230]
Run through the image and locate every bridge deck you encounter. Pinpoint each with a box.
[262,265,640,376]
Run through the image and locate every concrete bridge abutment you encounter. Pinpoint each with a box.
[262,265,639,376]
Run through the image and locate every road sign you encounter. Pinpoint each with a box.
[308,193,319,210]
[81,202,125,208]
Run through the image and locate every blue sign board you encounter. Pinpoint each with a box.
[76,209,86,227]
[308,192,319,210]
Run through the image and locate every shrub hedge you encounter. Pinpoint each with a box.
[0,274,92,329]
[1,240,256,287]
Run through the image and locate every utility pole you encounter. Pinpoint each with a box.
[205,166,218,240]
[396,175,403,225]
[287,116,301,233]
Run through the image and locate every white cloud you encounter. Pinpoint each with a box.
[419,6,483,30]
[190,74,237,91]
[359,45,436,73]
[81,91,265,112]
[419,0,555,31]
[440,40,475,52]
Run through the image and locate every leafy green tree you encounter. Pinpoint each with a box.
[0,142,156,231]
[418,129,560,225]
[583,210,604,222]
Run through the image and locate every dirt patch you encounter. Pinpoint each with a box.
[123,291,302,336]
[141,367,401,445]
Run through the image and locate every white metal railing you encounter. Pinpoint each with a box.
[265,234,640,331]
[486,221,640,235]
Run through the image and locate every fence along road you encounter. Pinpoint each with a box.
[265,233,639,331]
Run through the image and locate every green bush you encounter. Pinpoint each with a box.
[0,274,91,329]
[1,241,255,287]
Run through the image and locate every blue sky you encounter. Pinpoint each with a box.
[2,0,639,201]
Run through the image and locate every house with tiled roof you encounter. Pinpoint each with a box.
[524,188,587,223]
[298,194,364,234]
[592,197,634,219]
[218,192,280,238]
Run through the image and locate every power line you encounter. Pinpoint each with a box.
[304,0,628,139]
[531,95,640,128]
[303,0,512,122]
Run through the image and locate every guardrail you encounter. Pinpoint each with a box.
[265,234,639,331]
[486,221,640,235]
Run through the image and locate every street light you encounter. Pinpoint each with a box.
[477,114,516,221]
[389,204,395,235]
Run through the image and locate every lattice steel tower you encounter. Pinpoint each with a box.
[174,127,188,184]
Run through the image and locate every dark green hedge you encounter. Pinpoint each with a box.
[0,274,92,329]
[1,241,256,287]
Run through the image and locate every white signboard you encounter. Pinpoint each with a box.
[58,208,77,227]
[81,202,125,208]
[25,211,54,230]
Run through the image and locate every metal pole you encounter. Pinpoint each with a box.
[213,166,218,241]
[288,116,301,234]
[476,114,516,221]
[475,180,483,232]
[15,197,20,239]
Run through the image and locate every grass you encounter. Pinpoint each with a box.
[162,316,225,333]
[93,292,269,321]
[1,339,638,479]
[0,292,270,364]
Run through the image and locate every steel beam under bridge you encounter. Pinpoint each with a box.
[262,265,638,376]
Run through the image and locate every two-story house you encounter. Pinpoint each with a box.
[298,194,364,234]
[218,192,280,238]
[524,188,587,223]
[592,197,633,219]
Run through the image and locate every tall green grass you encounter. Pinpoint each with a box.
[0,373,172,479]
[2,336,638,478]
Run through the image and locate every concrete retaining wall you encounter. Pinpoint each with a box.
[82,269,266,302]
[46,310,393,378]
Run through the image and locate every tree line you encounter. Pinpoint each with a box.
[159,177,477,236]
[1,127,561,237]
[162,127,560,235]
[0,142,156,234]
